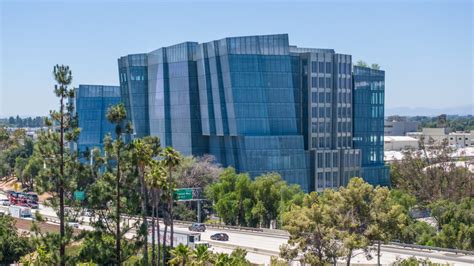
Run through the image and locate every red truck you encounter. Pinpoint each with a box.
[7,190,39,209]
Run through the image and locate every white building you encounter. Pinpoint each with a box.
[384,120,420,136]
[384,136,419,151]
[407,128,474,148]
[448,132,474,148]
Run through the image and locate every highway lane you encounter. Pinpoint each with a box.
[171,223,474,265]
[2,191,473,265]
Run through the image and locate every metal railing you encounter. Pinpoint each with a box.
[388,241,474,256]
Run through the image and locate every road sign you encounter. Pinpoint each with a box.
[74,191,85,201]
[174,188,193,201]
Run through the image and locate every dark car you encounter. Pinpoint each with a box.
[189,223,206,232]
[210,233,229,241]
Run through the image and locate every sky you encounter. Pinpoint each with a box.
[0,0,473,117]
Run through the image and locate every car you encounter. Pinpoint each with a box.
[195,241,211,248]
[188,223,206,232]
[0,199,10,206]
[210,233,229,241]
[67,222,80,228]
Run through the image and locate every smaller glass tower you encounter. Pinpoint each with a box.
[76,84,121,154]
[353,66,389,186]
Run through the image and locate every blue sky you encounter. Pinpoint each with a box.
[0,0,472,117]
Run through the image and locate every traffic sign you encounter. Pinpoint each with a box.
[174,188,193,201]
[74,191,85,201]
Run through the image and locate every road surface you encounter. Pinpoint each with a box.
[2,192,473,265]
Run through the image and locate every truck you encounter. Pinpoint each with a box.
[148,228,202,248]
[9,205,32,218]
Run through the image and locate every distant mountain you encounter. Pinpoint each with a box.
[386,104,473,117]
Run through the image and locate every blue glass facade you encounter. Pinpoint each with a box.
[196,35,310,191]
[76,84,121,153]
[147,42,208,155]
[118,54,150,138]
[353,66,390,186]
[107,34,389,191]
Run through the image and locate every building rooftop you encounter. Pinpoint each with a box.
[384,136,419,142]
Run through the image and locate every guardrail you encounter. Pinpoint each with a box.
[388,241,474,256]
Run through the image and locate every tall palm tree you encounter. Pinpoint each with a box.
[52,64,73,266]
[190,244,212,266]
[161,147,182,248]
[168,244,191,266]
[146,161,167,266]
[106,103,127,265]
[132,139,153,265]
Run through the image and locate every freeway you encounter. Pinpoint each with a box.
[1,192,473,265]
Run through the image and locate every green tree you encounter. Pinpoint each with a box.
[213,252,232,266]
[146,160,168,265]
[356,60,368,67]
[367,187,407,265]
[207,168,253,226]
[398,220,436,246]
[371,63,381,70]
[283,192,343,265]
[251,173,304,228]
[391,139,473,204]
[0,215,33,264]
[190,244,212,266]
[326,178,372,265]
[161,147,182,249]
[169,243,191,266]
[131,137,159,265]
[30,65,79,266]
[429,198,474,250]
[229,248,251,265]
[105,102,130,264]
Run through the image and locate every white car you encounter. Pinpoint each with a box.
[67,222,80,228]
[0,199,10,206]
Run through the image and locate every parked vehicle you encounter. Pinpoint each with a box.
[210,233,229,241]
[149,228,201,248]
[9,205,32,218]
[188,223,206,232]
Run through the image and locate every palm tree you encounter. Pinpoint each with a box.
[161,147,182,249]
[169,244,191,266]
[146,161,167,266]
[106,103,127,264]
[213,253,232,266]
[230,248,250,265]
[132,139,153,265]
[190,244,212,266]
[52,64,73,266]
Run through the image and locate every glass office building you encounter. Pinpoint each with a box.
[290,47,361,191]
[196,35,310,190]
[118,54,150,138]
[75,84,121,154]
[147,42,208,155]
[111,34,389,191]
[353,66,390,186]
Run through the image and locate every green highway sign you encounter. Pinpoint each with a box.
[74,191,85,201]
[174,188,193,201]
